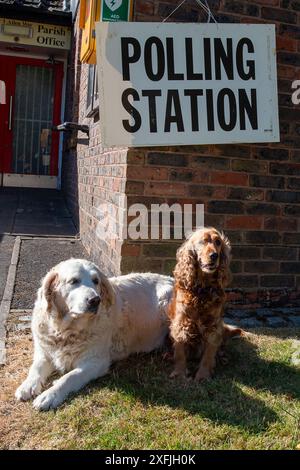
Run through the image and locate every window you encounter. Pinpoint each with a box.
[86,64,99,117]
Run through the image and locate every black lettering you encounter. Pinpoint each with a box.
[142,89,162,133]
[236,38,255,80]
[214,38,234,80]
[206,89,215,131]
[121,37,141,81]
[203,38,212,80]
[122,88,141,133]
[217,88,237,131]
[166,38,184,80]
[184,89,203,131]
[164,90,184,132]
[185,38,203,80]
[238,89,258,130]
[144,37,165,81]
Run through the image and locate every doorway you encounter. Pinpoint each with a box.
[0,55,63,188]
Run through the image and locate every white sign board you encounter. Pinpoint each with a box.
[96,23,279,147]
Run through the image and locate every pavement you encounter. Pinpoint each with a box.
[0,187,77,237]
[0,187,86,363]
[12,238,86,309]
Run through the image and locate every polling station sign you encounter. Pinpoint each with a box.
[96,23,279,147]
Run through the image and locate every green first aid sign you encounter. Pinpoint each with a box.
[101,0,133,22]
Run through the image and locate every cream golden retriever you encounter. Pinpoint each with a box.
[15,259,173,411]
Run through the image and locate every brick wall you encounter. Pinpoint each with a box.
[61,21,81,229]
[74,62,128,275]
[62,0,300,310]
[62,16,127,275]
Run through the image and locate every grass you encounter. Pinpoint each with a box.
[0,328,300,449]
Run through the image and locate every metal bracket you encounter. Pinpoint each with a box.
[53,122,89,136]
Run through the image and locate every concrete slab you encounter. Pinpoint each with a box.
[12,222,76,237]
[0,235,15,302]
[0,237,20,364]
[0,187,77,237]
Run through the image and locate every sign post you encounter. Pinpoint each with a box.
[96,22,279,148]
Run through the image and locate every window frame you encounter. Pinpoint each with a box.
[86,63,99,117]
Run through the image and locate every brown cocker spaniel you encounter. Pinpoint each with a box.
[168,227,243,382]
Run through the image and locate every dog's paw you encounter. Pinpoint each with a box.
[169,369,187,379]
[15,378,43,401]
[32,388,61,411]
[194,368,212,382]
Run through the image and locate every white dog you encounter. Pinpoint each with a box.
[15,259,173,411]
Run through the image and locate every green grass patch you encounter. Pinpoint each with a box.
[8,329,300,449]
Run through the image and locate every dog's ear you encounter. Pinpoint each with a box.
[41,270,58,312]
[219,232,232,288]
[174,242,198,290]
[100,274,115,308]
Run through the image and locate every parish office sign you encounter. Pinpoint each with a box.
[0,18,71,50]
[96,23,279,147]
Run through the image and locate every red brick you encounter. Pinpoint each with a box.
[226,216,263,230]
[126,181,145,195]
[226,292,243,302]
[264,217,298,231]
[145,182,186,196]
[127,151,145,165]
[277,64,297,79]
[135,0,154,15]
[240,18,265,25]
[121,244,142,256]
[261,7,297,24]
[277,36,298,51]
[255,0,279,4]
[127,166,168,181]
[188,185,227,199]
[211,171,248,186]
[193,170,210,183]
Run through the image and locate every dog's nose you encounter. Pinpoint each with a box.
[87,295,100,309]
[210,252,218,262]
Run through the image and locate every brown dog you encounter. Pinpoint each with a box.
[168,227,242,381]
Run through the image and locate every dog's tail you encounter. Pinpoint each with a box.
[223,323,244,341]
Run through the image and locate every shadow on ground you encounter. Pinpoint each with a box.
[0,187,77,237]
[62,329,300,434]
[12,238,87,309]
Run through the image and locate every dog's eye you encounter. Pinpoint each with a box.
[215,239,221,246]
[69,278,79,285]
[92,278,99,285]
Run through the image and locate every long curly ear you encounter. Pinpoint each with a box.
[174,241,198,290]
[41,270,58,313]
[219,232,232,288]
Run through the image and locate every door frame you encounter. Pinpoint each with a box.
[0,53,65,188]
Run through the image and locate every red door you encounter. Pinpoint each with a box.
[0,55,63,186]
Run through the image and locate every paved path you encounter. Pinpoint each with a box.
[0,188,81,362]
[0,187,77,237]
[12,238,87,310]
